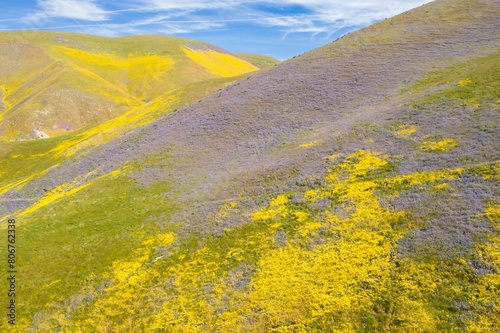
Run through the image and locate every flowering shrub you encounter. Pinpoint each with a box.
[420,138,458,151]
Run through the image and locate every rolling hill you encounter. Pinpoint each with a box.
[0,32,268,141]
[235,53,281,69]
[1,0,499,331]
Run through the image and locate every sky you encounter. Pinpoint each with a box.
[0,0,433,60]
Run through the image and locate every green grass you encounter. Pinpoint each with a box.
[1,2,499,331]
[0,137,65,191]
[235,53,281,69]
[404,51,500,105]
[1,171,178,328]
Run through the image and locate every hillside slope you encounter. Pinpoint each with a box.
[0,32,261,140]
[1,0,499,331]
[235,53,281,69]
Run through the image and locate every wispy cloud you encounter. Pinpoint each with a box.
[110,0,432,38]
[19,0,432,37]
[129,0,238,12]
[6,0,433,58]
[251,0,430,35]
[30,0,110,22]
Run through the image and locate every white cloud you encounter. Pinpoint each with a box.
[260,0,432,33]
[32,0,109,21]
[19,0,433,39]
[135,0,236,12]
[125,0,432,36]
[42,16,226,37]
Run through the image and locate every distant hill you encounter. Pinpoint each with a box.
[0,0,499,332]
[0,32,264,140]
[235,53,281,68]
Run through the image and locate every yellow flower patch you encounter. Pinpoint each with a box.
[420,138,458,151]
[395,125,417,137]
[181,46,258,77]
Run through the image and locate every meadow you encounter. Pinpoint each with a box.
[0,0,499,331]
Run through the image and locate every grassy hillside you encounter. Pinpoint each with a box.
[0,0,499,332]
[0,32,262,141]
[235,53,281,68]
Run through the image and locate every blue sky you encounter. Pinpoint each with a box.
[1,0,432,59]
